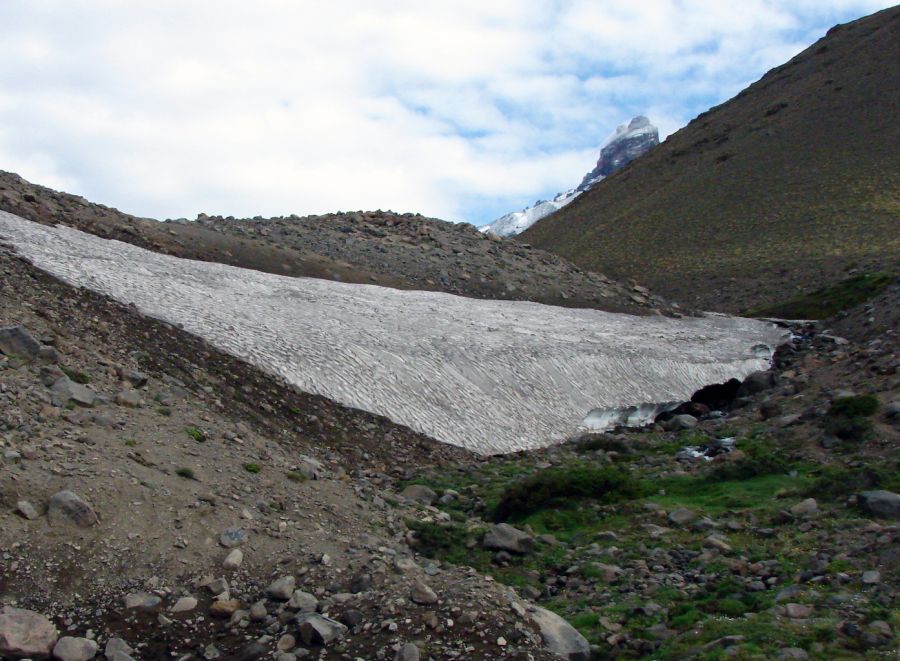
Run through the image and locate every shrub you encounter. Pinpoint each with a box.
[243,463,261,473]
[825,395,878,443]
[286,471,308,483]
[185,427,206,442]
[805,463,897,500]
[405,520,469,558]
[175,467,196,480]
[492,463,641,522]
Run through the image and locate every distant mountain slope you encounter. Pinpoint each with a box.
[481,116,659,237]
[521,6,900,314]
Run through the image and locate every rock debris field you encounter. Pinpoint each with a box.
[0,212,786,453]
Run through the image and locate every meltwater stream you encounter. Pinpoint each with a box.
[0,213,788,454]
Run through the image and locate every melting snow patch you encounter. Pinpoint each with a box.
[0,212,789,454]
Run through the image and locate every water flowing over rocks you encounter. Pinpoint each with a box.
[0,212,786,454]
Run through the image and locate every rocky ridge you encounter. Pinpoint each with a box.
[0,171,671,317]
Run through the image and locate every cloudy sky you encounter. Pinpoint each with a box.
[0,1,893,225]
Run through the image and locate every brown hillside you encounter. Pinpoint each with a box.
[521,6,900,313]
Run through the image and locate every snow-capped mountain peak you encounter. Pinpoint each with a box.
[481,116,659,237]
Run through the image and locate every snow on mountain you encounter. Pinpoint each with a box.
[481,116,659,237]
[0,211,786,454]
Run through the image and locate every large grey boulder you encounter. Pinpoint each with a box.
[529,606,590,660]
[47,490,98,528]
[0,325,41,362]
[483,523,533,554]
[51,376,101,408]
[859,491,900,519]
[0,606,58,658]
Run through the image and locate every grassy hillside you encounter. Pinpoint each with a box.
[521,6,900,314]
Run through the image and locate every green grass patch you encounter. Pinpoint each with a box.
[185,426,206,442]
[824,395,879,445]
[804,462,900,500]
[749,271,894,319]
[156,406,172,416]
[286,470,308,483]
[243,463,261,473]
[651,472,812,512]
[492,463,641,522]
[705,434,793,482]
[124,438,138,447]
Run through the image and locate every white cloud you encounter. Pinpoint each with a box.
[0,0,893,224]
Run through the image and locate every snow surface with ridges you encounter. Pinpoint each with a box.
[0,212,787,454]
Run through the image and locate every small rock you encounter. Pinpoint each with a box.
[287,590,318,613]
[785,603,813,619]
[0,606,58,658]
[171,596,198,613]
[664,414,697,431]
[223,548,243,570]
[105,637,134,659]
[704,535,732,553]
[124,592,161,611]
[789,498,818,516]
[115,389,142,408]
[47,490,98,528]
[220,527,248,548]
[668,507,696,526]
[862,570,880,585]
[267,575,296,600]
[395,642,420,661]
[410,581,438,605]
[209,599,241,618]
[52,636,98,661]
[15,500,39,520]
[276,634,296,652]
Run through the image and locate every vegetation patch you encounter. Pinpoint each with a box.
[824,395,879,443]
[243,463,261,473]
[492,463,641,522]
[804,462,900,500]
[705,434,793,482]
[185,426,207,442]
[749,271,894,319]
[61,366,91,384]
[175,467,196,480]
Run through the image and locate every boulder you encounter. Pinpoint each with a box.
[483,523,533,554]
[220,526,248,548]
[668,508,696,526]
[52,636,98,661]
[0,606,58,658]
[400,484,437,505]
[528,606,590,660]
[858,490,900,519]
[50,376,100,408]
[664,414,697,431]
[287,590,318,613]
[737,371,776,397]
[296,613,347,646]
[410,581,438,605]
[47,490,98,528]
[124,592,162,611]
[395,643,420,661]
[266,575,296,600]
[0,325,41,362]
